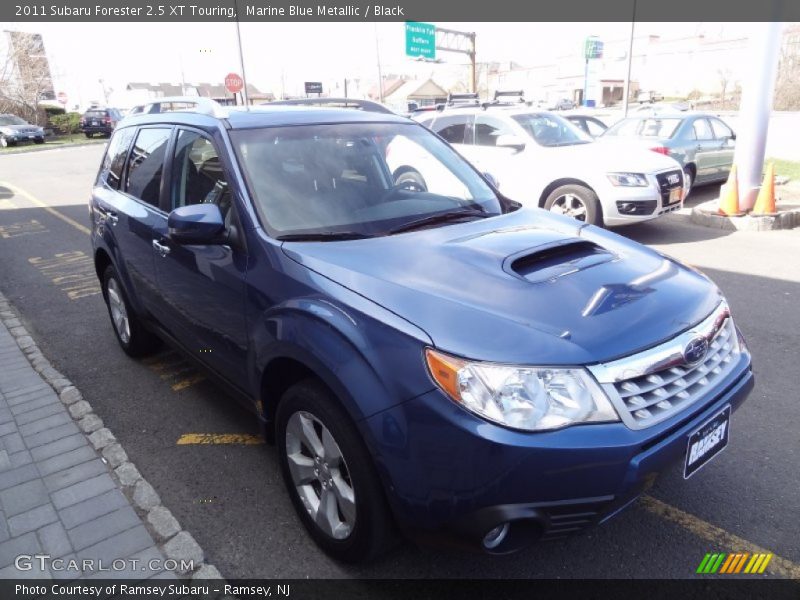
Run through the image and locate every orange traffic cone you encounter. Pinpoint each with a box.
[718,165,743,216]
[752,162,777,215]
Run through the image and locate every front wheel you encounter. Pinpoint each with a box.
[683,167,694,196]
[276,380,396,563]
[101,265,160,357]
[544,184,602,226]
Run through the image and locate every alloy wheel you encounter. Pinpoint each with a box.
[550,193,588,221]
[285,410,356,540]
[107,278,131,344]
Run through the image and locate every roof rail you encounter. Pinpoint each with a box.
[266,98,395,114]
[138,96,227,118]
[447,92,480,106]
[493,90,526,102]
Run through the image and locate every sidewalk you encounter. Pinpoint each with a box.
[0,293,217,582]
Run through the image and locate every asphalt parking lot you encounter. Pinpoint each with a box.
[0,144,798,579]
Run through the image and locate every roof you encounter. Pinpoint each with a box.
[120,105,411,130]
[384,79,448,102]
[126,81,271,100]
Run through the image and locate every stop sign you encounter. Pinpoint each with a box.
[224,73,244,94]
[57,91,67,105]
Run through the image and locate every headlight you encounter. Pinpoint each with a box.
[425,348,619,431]
[607,172,649,187]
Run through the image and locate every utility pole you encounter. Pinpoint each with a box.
[435,27,477,94]
[374,23,384,102]
[232,0,250,108]
[622,0,637,117]
[733,21,784,210]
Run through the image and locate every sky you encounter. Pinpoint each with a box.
[0,20,760,106]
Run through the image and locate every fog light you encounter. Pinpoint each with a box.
[482,523,510,550]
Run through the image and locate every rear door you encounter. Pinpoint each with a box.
[150,127,249,387]
[689,117,718,183]
[709,117,736,181]
[93,126,169,314]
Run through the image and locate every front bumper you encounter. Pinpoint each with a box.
[600,169,686,227]
[363,354,753,553]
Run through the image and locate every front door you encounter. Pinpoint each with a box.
[690,118,718,183]
[150,128,249,388]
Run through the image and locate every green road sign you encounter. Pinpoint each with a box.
[406,22,436,59]
[584,37,604,59]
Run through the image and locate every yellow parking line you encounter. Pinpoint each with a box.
[0,180,91,235]
[171,374,207,391]
[176,433,264,445]
[640,496,800,578]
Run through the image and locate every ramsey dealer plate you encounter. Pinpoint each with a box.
[684,405,731,479]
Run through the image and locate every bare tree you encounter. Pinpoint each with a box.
[0,31,55,124]
[774,27,800,111]
[717,68,732,110]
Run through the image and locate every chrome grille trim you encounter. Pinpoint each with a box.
[588,302,742,430]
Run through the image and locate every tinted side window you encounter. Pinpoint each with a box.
[692,118,714,141]
[125,128,171,207]
[474,115,516,147]
[171,130,231,218]
[431,115,470,144]
[97,127,135,189]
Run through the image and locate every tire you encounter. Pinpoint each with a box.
[392,167,427,192]
[101,265,160,357]
[276,379,396,563]
[544,184,602,226]
[34,138,44,145]
[85,132,93,138]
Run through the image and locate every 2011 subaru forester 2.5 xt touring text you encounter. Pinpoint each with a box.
[90,97,753,562]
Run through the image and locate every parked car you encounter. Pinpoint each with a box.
[599,112,736,192]
[637,90,664,104]
[566,114,608,138]
[417,105,687,226]
[80,107,123,138]
[91,97,753,562]
[551,98,576,110]
[0,114,44,147]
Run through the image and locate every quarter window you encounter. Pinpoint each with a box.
[98,127,134,190]
[431,115,470,144]
[171,130,231,219]
[125,127,171,207]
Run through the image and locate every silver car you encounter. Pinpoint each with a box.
[600,112,735,193]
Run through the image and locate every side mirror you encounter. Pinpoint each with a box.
[729,132,736,141]
[495,133,526,152]
[482,172,500,189]
[168,204,225,245]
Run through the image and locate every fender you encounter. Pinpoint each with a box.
[251,295,436,426]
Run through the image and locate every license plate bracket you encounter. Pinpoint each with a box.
[684,405,731,479]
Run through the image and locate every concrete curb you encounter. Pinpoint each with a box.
[0,140,108,156]
[691,199,800,231]
[0,291,226,583]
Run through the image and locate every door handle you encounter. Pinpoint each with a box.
[151,239,170,257]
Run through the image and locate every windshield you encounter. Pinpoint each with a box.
[604,117,682,138]
[511,113,591,147]
[231,122,502,239]
[0,115,28,126]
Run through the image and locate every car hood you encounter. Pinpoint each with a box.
[282,209,721,365]
[544,141,679,173]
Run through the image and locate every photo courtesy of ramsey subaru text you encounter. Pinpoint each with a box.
[90,97,753,562]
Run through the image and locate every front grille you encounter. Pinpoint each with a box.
[656,169,683,207]
[616,200,657,215]
[541,501,608,540]
[611,319,737,427]
[588,303,742,430]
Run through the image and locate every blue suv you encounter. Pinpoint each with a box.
[90,98,753,562]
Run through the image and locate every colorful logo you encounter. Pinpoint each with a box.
[696,552,773,574]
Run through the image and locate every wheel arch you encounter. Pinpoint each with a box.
[538,178,598,208]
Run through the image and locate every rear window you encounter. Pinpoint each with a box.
[605,118,682,138]
[85,110,107,118]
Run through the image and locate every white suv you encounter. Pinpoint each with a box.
[416,106,687,227]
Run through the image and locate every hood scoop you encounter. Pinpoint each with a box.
[505,239,616,284]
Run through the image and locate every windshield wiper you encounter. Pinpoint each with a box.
[276,231,372,242]
[386,208,490,235]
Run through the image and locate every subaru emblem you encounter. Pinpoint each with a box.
[683,337,709,365]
